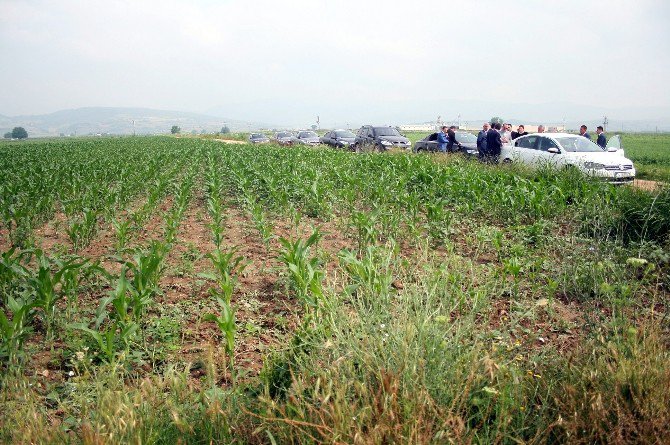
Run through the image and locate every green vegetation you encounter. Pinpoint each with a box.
[1,136,669,443]
[617,133,670,181]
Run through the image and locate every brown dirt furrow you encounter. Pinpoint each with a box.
[633,179,666,191]
[33,212,70,253]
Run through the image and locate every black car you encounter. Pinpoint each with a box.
[249,133,270,144]
[320,129,357,148]
[353,126,411,151]
[274,131,297,146]
[296,130,321,146]
[413,131,478,157]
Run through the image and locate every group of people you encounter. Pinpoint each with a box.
[469,122,608,163]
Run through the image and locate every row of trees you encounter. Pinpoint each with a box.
[3,127,28,139]
[170,125,230,135]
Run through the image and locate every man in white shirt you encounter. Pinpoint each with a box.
[500,123,513,145]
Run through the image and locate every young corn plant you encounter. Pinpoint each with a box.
[338,245,394,302]
[0,248,31,303]
[66,208,98,251]
[424,198,453,245]
[72,268,139,364]
[249,199,274,248]
[202,248,247,385]
[350,208,380,252]
[27,250,86,342]
[122,241,168,320]
[0,296,34,369]
[112,217,133,252]
[277,229,325,313]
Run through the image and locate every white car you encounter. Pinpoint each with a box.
[500,133,635,184]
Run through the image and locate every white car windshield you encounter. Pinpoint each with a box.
[299,131,318,138]
[555,136,603,153]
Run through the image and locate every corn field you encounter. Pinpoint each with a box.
[1,136,669,444]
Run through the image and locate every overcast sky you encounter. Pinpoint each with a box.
[1,0,669,126]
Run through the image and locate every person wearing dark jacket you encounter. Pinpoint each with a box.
[596,125,607,148]
[446,126,462,153]
[477,123,490,159]
[579,125,591,140]
[485,122,503,163]
[437,126,449,152]
[511,125,528,140]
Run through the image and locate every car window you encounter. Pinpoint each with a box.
[428,133,438,141]
[324,132,331,138]
[606,134,621,149]
[515,136,536,149]
[298,131,318,138]
[555,136,603,152]
[455,132,476,143]
[334,130,356,138]
[374,127,401,137]
[538,137,559,151]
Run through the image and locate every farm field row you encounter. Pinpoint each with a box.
[1,137,669,443]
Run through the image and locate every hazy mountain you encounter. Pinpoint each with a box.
[0,107,276,137]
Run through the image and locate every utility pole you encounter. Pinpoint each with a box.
[603,116,608,132]
[316,116,320,130]
[132,119,136,136]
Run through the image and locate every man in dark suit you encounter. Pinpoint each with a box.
[596,125,607,148]
[579,125,591,140]
[477,123,490,159]
[511,125,528,140]
[446,126,462,153]
[485,122,503,163]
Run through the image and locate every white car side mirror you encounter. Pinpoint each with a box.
[548,147,560,154]
[607,147,618,152]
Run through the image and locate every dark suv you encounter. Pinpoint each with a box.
[353,126,411,152]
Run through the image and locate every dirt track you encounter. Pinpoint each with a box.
[213,138,247,145]
[634,179,666,191]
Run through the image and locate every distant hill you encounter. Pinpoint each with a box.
[0,107,275,137]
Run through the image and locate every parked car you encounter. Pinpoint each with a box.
[353,126,411,151]
[413,131,478,156]
[296,130,321,146]
[320,129,357,148]
[500,133,635,184]
[274,131,297,146]
[249,133,270,144]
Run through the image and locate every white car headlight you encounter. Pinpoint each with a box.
[339,140,349,145]
[584,162,605,170]
[380,140,393,145]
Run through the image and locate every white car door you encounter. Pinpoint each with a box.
[605,134,625,156]
[535,136,565,168]
[513,135,541,165]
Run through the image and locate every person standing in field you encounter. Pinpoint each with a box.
[596,125,607,148]
[477,123,490,159]
[500,123,513,145]
[437,126,449,153]
[579,125,591,140]
[537,125,545,133]
[446,125,462,153]
[512,124,528,140]
[486,122,503,163]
